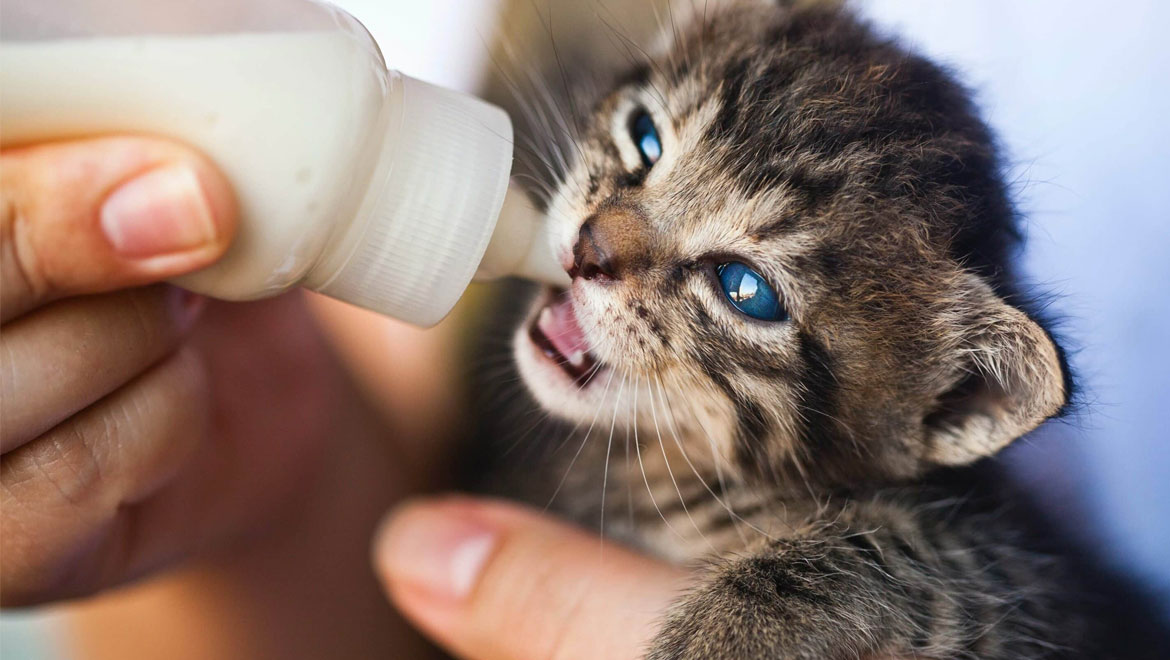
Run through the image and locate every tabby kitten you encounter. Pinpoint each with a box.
[469,0,1163,657]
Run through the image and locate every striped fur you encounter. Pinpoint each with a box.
[467,1,1167,658]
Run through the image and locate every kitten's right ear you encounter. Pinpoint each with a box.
[921,280,1069,466]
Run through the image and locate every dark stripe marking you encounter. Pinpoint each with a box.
[795,330,841,455]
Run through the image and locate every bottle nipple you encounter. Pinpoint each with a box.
[476,184,571,287]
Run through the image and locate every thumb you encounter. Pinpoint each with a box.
[1,136,236,321]
[373,497,690,660]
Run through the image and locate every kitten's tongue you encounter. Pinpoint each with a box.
[537,294,590,367]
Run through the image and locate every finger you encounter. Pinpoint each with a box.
[0,347,209,606]
[373,497,690,660]
[0,136,236,322]
[0,285,204,454]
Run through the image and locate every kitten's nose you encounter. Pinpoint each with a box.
[570,208,648,281]
[570,222,615,280]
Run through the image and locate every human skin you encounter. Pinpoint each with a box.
[61,295,453,660]
[374,497,692,660]
[0,136,448,658]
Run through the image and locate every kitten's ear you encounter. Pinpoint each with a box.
[922,281,1068,465]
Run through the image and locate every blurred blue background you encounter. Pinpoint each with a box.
[863,0,1170,611]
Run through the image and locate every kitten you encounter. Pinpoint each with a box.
[467,1,1169,658]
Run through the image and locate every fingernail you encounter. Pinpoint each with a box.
[166,286,205,330]
[375,502,497,602]
[101,165,218,258]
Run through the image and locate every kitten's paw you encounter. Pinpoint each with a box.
[647,555,856,660]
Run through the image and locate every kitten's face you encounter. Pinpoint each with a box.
[513,0,1066,485]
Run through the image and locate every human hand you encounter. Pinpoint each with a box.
[374,498,929,660]
[0,137,366,607]
[372,497,691,660]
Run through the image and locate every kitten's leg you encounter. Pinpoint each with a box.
[646,510,1067,660]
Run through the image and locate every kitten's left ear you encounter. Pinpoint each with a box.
[922,280,1069,466]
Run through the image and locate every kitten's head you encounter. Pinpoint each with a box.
[513,0,1068,486]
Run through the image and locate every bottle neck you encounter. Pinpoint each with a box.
[474,184,570,287]
[305,74,514,327]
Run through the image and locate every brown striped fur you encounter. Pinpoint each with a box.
[466,1,1167,658]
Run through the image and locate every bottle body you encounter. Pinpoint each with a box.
[1,0,394,299]
[0,0,560,326]
[3,25,393,300]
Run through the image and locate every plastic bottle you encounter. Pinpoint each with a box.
[0,0,568,326]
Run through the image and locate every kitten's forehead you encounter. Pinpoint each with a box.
[598,0,995,279]
[619,7,839,210]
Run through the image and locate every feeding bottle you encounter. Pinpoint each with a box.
[0,0,568,326]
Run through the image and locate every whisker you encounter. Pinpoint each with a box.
[655,374,776,543]
[677,377,745,539]
[543,368,618,512]
[634,374,694,546]
[648,374,716,552]
[591,5,672,110]
[599,373,628,549]
[490,28,586,201]
[523,0,589,172]
[626,373,637,532]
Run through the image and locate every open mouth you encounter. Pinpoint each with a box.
[527,289,601,386]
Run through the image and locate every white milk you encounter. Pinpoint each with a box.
[2,31,387,298]
[0,30,565,325]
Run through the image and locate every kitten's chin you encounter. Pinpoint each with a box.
[514,288,611,420]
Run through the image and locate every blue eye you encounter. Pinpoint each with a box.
[716,262,787,322]
[629,110,662,168]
